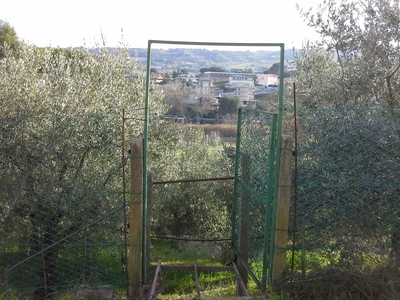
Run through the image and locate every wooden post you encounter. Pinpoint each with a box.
[272,135,294,283]
[128,138,143,298]
[193,262,201,298]
[237,152,250,295]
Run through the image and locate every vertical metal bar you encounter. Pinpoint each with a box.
[262,113,278,289]
[121,109,129,295]
[291,82,298,271]
[145,172,154,284]
[142,41,152,286]
[144,40,286,292]
[301,221,306,278]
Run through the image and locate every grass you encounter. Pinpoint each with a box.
[149,239,264,299]
[150,239,400,299]
[182,124,237,138]
[150,239,219,266]
[276,248,400,300]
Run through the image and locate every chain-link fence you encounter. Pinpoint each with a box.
[4,107,397,298]
[148,125,237,268]
[290,108,400,271]
[231,108,280,290]
[0,114,131,299]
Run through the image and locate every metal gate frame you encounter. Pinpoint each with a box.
[231,108,281,291]
[144,40,285,288]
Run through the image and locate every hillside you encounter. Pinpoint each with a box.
[129,48,296,73]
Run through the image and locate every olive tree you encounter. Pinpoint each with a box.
[150,125,235,263]
[295,109,400,264]
[0,43,165,298]
[295,0,400,108]
[0,20,20,58]
[289,0,400,270]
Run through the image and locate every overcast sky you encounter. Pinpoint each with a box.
[2,0,321,49]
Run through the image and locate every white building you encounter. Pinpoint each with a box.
[229,73,257,108]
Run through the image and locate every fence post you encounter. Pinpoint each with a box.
[272,135,294,284]
[237,152,250,295]
[128,138,143,298]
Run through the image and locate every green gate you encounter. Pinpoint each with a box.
[231,108,281,291]
[144,40,285,291]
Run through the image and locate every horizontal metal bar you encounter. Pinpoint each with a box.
[239,107,278,115]
[153,177,234,185]
[149,40,284,48]
[149,265,233,272]
[151,235,230,242]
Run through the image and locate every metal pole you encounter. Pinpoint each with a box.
[145,172,154,284]
[263,113,278,289]
[142,40,153,285]
[122,109,129,295]
[291,82,299,271]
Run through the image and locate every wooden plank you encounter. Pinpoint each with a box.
[149,260,162,300]
[237,152,250,295]
[272,135,293,283]
[232,262,250,297]
[129,138,143,298]
[193,262,201,298]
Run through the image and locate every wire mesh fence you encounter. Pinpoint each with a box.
[148,172,236,297]
[151,178,234,264]
[0,114,130,299]
[290,108,400,271]
[2,106,399,298]
[231,108,279,290]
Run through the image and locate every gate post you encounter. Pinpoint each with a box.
[128,138,143,298]
[272,135,293,284]
[237,152,250,295]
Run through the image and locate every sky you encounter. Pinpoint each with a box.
[1,0,321,49]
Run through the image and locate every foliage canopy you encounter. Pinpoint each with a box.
[295,0,400,108]
[0,20,20,58]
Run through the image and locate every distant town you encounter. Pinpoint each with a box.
[151,64,296,124]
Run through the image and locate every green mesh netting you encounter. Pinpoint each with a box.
[291,108,400,269]
[232,108,279,289]
[0,114,129,299]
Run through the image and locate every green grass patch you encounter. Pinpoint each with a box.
[150,239,219,265]
[182,124,237,138]
[149,239,238,298]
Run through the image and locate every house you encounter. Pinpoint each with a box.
[201,72,231,82]
[177,74,198,84]
[198,76,213,96]
[256,73,279,86]
[201,97,219,112]
[197,72,258,108]
[228,73,257,108]
[150,72,165,84]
